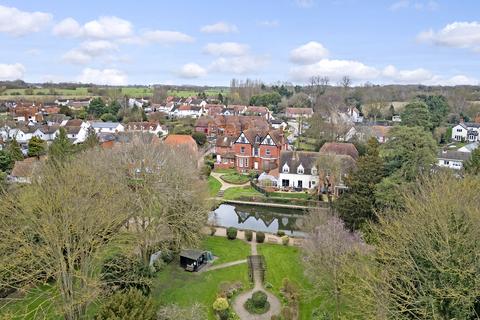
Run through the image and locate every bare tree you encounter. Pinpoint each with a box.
[302,208,368,319]
[117,136,209,266]
[0,148,133,320]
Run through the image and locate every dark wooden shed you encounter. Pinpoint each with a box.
[180,249,208,272]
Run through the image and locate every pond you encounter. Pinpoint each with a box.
[209,203,311,237]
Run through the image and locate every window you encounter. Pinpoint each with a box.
[297,167,304,174]
[255,136,260,143]
[444,160,449,165]
[311,181,316,185]
[282,164,289,173]
[266,138,272,144]
[457,128,463,132]
[253,147,259,156]
[266,149,271,156]
[311,167,317,175]
[240,136,246,143]
[240,146,245,154]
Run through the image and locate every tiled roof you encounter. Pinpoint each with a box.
[280,151,319,175]
[320,142,359,160]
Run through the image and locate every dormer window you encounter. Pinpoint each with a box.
[297,165,304,174]
[240,136,246,143]
[282,164,289,173]
[255,136,260,144]
[311,167,317,175]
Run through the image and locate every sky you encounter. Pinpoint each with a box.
[0,0,479,86]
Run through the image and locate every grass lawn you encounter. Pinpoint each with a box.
[208,176,221,197]
[152,263,249,320]
[269,191,311,199]
[223,186,264,200]
[220,173,250,185]
[202,236,250,265]
[258,244,323,319]
[212,168,236,174]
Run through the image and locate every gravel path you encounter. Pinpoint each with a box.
[198,259,247,273]
[210,172,250,191]
[232,241,282,319]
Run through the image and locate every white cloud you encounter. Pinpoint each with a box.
[52,17,81,37]
[295,0,315,8]
[259,20,279,27]
[203,42,249,56]
[0,5,52,36]
[417,21,480,51]
[200,22,238,33]
[209,55,268,74]
[0,63,25,80]
[290,41,329,64]
[52,16,132,39]
[77,68,127,85]
[389,0,438,11]
[179,63,207,78]
[83,16,132,39]
[62,40,118,65]
[290,59,379,82]
[142,30,194,44]
[382,65,433,83]
[425,74,479,86]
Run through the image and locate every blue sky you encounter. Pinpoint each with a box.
[0,0,479,86]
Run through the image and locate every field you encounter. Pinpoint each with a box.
[0,87,228,100]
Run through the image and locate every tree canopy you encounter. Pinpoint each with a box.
[27,136,46,158]
[401,101,432,131]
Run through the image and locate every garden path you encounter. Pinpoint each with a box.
[232,239,282,319]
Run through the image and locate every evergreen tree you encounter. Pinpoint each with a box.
[49,127,74,164]
[417,95,450,130]
[401,101,432,131]
[336,138,386,230]
[0,149,13,172]
[87,97,107,117]
[8,138,24,161]
[27,136,46,158]
[95,289,155,320]
[464,148,480,175]
[83,127,99,150]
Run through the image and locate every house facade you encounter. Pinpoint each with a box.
[285,107,314,119]
[452,122,480,142]
[437,150,471,170]
[91,122,125,134]
[232,129,286,173]
[278,151,319,189]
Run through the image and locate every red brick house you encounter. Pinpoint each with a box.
[232,128,287,173]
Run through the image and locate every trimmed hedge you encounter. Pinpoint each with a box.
[256,232,265,243]
[226,227,237,240]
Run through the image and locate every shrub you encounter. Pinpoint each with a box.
[256,232,265,243]
[244,290,270,314]
[251,291,267,308]
[281,235,290,246]
[100,253,152,295]
[152,258,166,273]
[95,288,155,320]
[161,250,175,263]
[244,230,253,241]
[200,164,212,177]
[226,227,237,240]
[218,281,243,298]
[277,230,286,237]
[191,132,207,146]
[213,297,229,312]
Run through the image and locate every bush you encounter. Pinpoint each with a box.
[244,290,270,314]
[226,227,237,240]
[200,164,212,177]
[213,297,229,319]
[281,235,290,246]
[191,132,207,146]
[161,250,175,264]
[100,253,152,295]
[218,281,243,299]
[95,288,155,320]
[252,291,267,308]
[244,230,253,241]
[152,258,166,273]
[256,232,265,243]
[277,230,286,237]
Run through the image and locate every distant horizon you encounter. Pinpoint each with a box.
[1,1,479,86]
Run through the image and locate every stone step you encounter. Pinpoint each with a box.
[216,190,225,197]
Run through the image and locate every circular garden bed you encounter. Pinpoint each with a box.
[220,173,250,185]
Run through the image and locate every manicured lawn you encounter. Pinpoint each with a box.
[208,176,221,197]
[202,236,250,265]
[220,173,250,184]
[258,244,323,319]
[212,168,236,174]
[151,263,250,320]
[269,192,311,199]
[223,186,264,200]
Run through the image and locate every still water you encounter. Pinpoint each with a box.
[208,204,307,237]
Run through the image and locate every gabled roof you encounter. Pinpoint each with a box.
[164,134,198,152]
[11,157,42,178]
[280,151,319,175]
[91,122,122,129]
[320,142,359,160]
[216,135,235,147]
[437,150,471,161]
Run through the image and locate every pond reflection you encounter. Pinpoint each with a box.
[208,204,308,237]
